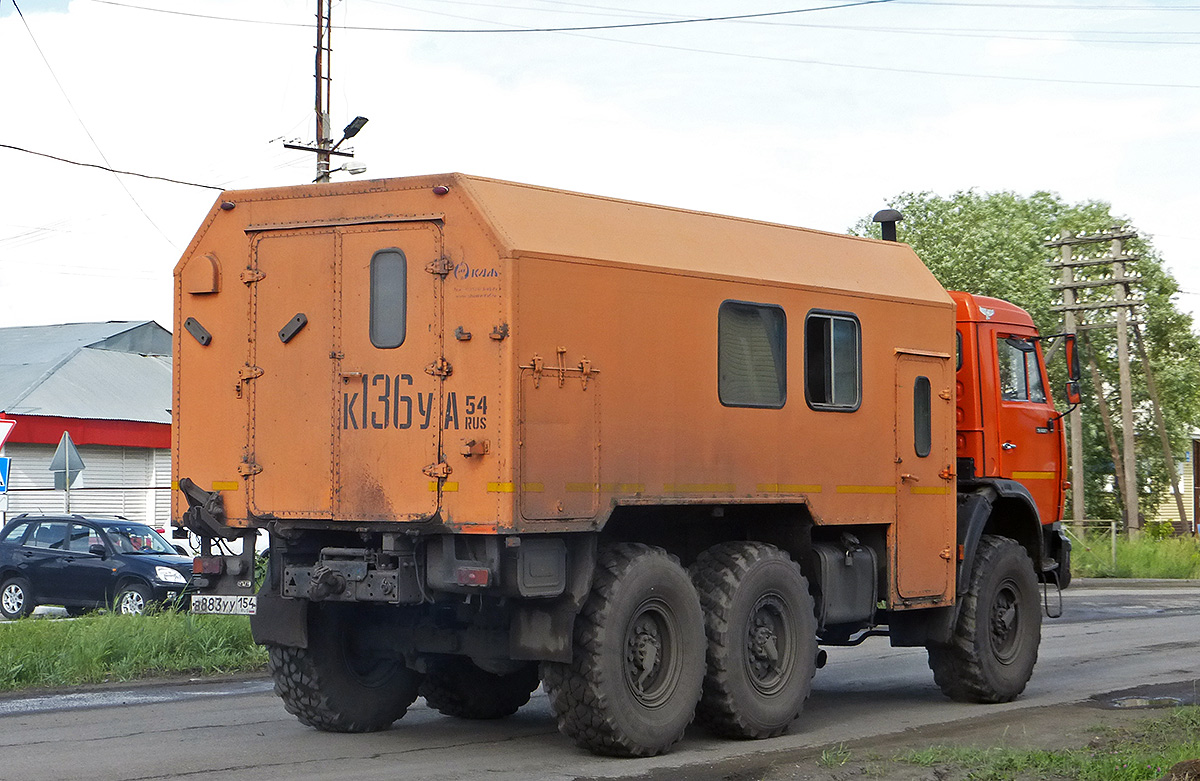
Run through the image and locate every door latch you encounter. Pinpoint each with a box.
[425,358,453,377]
[423,462,453,479]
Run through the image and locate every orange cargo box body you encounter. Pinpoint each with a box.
[174,174,1071,758]
[174,174,956,604]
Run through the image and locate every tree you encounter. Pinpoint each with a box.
[852,190,1200,526]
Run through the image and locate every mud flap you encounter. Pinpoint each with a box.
[251,589,309,649]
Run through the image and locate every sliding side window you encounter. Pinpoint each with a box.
[805,311,861,411]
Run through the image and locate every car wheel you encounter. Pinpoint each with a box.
[115,582,152,615]
[0,576,35,620]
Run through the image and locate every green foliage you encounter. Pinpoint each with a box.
[1143,520,1177,542]
[900,707,1200,781]
[0,612,267,691]
[852,191,1200,524]
[1072,532,1200,579]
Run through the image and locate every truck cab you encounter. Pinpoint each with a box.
[952,291,1073,580]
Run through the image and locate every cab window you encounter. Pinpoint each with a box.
[997,336,1046,403]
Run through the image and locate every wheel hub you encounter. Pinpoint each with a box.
[745,594,794,695]
[627,617,662,693]
[990,583,1021,662]
[2,585,22,614]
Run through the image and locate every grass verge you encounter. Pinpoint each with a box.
[901,707,1200,781]
[0,611,267,692]
[1073,534,1200,579]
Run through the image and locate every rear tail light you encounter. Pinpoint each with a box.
[193,556,225,575]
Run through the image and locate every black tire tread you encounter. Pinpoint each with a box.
[419,660,539,720]
[690,541,816,739]
[267,642,416,733]
[541,543,703,758]
[928,535,1040,703]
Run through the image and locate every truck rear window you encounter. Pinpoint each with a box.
[370,249,407,349]
[718,300,787,409]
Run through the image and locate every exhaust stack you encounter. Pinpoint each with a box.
[873,209,903,242]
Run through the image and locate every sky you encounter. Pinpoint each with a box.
[1,0,1198,330]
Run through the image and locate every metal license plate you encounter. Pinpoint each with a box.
[191,594,257,615]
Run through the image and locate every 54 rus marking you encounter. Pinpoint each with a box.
[343,374,486,431]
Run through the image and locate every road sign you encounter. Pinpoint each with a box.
[0,457,9,493]
[0,419,14,451]
[50,431,85,490]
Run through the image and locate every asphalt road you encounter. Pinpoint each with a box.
[0,580,1196,781]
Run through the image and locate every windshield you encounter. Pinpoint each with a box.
[104,524,179,555]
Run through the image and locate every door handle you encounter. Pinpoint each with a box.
[1002,442,1017,451]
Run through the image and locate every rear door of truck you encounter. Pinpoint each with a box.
[245,221,445,522]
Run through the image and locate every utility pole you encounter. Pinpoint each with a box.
[315,0,332,183]
[1053,233,1085,537]
[282,0,369,182]
[1048,228,1142,532]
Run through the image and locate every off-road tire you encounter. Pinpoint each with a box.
[420,658,540,719]
[541,543,705,757]
[928,535,1041,703]
[690,542,817,739]
[0,576,34,620]
[267,604,420,732]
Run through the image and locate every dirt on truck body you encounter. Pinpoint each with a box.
[173,173,1078,757]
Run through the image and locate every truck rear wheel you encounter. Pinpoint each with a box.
[267,604,420,732]
[541,543,705,757]
[419,658,540,719]
[690,542,817,739]
[927,535,1041,703]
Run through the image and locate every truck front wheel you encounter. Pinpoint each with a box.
[268,604,420,732]
[690,542,817,738]
[419,658,540,719]
[541,543,705,757]
[927,535,1041,703]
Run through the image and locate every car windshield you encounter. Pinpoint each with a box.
[103,524,178,555]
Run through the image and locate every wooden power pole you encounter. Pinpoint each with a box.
[1048,228,1141,531]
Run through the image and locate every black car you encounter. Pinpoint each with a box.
[0,514,194,618]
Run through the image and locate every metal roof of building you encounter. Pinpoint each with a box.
[0,322,172,424]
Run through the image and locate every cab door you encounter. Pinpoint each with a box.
[988,329,1063,524]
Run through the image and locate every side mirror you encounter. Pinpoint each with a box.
[89,543,107,558]
[1065,380,1082,406]
[1064,334,1081,382]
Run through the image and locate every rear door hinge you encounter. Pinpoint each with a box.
[241,268,266,284]
[238,460,263,477]
[939,466,955,480]
[425,358,452,377]
[423,462,453,479]
[239,365,264,381]
[426,257,455,276]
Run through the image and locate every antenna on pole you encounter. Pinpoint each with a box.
[282,0,369,182]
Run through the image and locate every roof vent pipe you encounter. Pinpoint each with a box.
[873,209,903,242]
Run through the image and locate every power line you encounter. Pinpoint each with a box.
[559,28,1200,89]
[10,0,183,248]
[0,144,223,190]
[89,0,903,33]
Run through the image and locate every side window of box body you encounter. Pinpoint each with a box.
[804,310,862,412]
[717,300,787,409]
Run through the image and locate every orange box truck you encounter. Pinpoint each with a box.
[174,174,1077,756]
